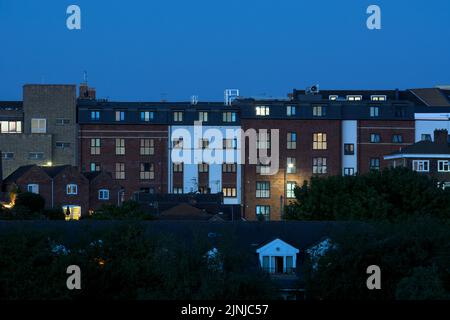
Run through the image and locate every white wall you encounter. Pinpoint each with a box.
[342,120,358,175]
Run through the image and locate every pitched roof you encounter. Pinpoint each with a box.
[3,165,35,183]
[82,171,103,181]
[4,165,74,183]
[409,88,450,107]
[41,165,72,178]
[159,203,214,220]
[385,140,450,158]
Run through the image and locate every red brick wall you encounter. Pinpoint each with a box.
[88,172,122,210]
[79,124,169,198]
[358,120,415,173]
[241,119,342,221]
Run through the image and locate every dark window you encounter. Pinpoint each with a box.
[392,134,403,143]
[370,158,380,170]
[344,143,354,155]
[370,134,381,143]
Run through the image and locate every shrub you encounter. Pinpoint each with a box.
[14,192,45,213]
[42,208,66,220]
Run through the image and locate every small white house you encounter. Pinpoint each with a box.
[256,238,299,274]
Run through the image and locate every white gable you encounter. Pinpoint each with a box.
[256,238,299,256]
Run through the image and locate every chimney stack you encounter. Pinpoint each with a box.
[434,129,449,145]
[79,84,96,100]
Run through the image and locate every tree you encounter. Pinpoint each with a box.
[14,192,45,214]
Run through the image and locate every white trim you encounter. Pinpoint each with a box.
[415,113,450,120]
[412,160,430,172]
[384,154,450,160]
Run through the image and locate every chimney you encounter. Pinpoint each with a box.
[79,84,96,100]
[434,129,449,145]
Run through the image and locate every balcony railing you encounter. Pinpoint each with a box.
[262,267,296,275]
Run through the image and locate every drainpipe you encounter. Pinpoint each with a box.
[51,178,54,208]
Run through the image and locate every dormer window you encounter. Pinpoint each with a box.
[371,95,387,101]
[329,95,338,101]
[347,95,362,101]
[256,239,299,274]
[256,106,270,116]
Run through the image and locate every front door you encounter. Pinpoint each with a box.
[275,256,284,274]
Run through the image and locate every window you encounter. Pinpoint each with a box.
[56,118,70,125]
[370,158,380,171]
[344,168,355,176]
[98,189,110,200]
[257,132,271,149]
[199,138,209,149]
[2,152,14,160]
[313,133,327,150]
[140,139,155,155]
[140,163,155,180]
[173,162,183,173]
[286,182,296,199]
[286,105,296,116]
[421,134,432,141]
[173,137,183,149]
[313,106,327,117]
[198,163,209,173]
[370,134,381,143]
[287,157,296,173]
[115,138,125,155]
[392,134,403,143]
[329,95,338,101]
[256,182,270,198]
[90,111,100,121]
[28,152,44,160]
[140,111,154,122]
[90,138,101,155]
[115,163,125,179]
[31,118,46,133]
[256,106,270,116]
[27,184,39,194]
[344,143,354,155]
[413,160,429,172]
[223,187,237,198]
[256,163,271,175]
[1,121,22,133]
[90,162,100,172]
[198,111,208,122]
[313,157,327,174]
[438,160,450,172]
[140,187,155,194]
[287,132,297,149]
[173,111,183,122]
[66,184,78,195]
[223,112,237,122]
[256,205,270,221]
[370,106,379,117]
[222,163,237,173]
[56,142,71,149]
[173,187,183,194]
[115,111,125,122]
[394,106,406,118]
[223,138,237,149]
[371,95,387,101]
[347,95,362,101]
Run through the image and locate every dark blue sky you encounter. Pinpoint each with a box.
[1,0,449,101]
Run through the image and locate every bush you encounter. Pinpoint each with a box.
[14,192,45,213]
[90,200,153,220]
[42,208,66,220]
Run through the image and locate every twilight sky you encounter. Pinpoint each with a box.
[0,0,449,101]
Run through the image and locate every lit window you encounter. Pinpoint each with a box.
[98,189,110,200]
[329,95,338,101]
[347,95,362,101]
[371,95,387,101]
[222,163,237,173]
[90,162,100,172]
[313,133,327,150]
[0,121,22,133]
[31,118,46,133]
[27,184,39,194]
[286,182,297,199]
[90,111,100,121]
[115,138,125,155]
[313,157,327,174]
[413,160,429,172]
[344,168,355,176]
[198,163,209,173]
[222,187,237,198]
[287,157,296,173]
[66,184,78,195]
[256,106,270,116]
[256,163,271,175]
